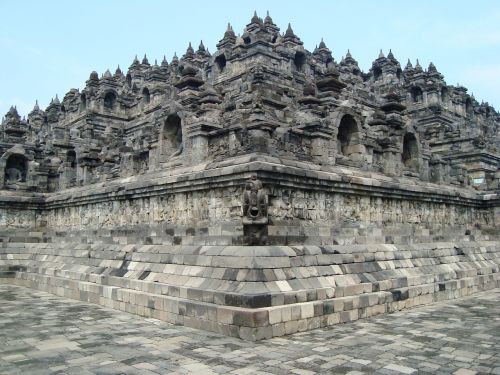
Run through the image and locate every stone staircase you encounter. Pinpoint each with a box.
[1,237,499,340]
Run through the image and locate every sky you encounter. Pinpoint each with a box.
[1,0,500,118]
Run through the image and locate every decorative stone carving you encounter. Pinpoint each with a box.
[0,12,497,249]
[242,175,268,245]
[243,175,268,224]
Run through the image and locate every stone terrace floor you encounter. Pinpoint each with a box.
[0,286,499,375]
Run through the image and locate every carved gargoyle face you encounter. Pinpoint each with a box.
[248,204,260,218]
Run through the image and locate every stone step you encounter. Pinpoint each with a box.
[1,239,499,340]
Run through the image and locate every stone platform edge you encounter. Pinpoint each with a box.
[1,271,497,341]
[1,155,497,211]
[1,242,499,341]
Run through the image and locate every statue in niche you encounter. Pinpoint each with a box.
[5,168,23,184]
[242,175,268,245]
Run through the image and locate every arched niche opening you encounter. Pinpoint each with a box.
[293,51,306,72]
[440,87,448,103]
[402,133,419,169]
[5,154,28,185]
[67,150,77,169]
[337,114,358,156]
[142,87,150,105]
[411,86,423,103]
[215,54,227,73]
[373,66,382,81]
[163,114,183,157]
[126,74,132,88]
[133,151,149,174]
[80,93,87,111]
[65,150,77,187]
[465,97,473,115]
[104,91,117,110]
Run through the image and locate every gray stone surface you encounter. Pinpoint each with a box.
[0,12,499,340]
[1,239,499,339]
[0,285,498,374]
[0,13,498,245]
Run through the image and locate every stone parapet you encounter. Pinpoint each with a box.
[0,156,497,245]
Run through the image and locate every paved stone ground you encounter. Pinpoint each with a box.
[0,285,499,375]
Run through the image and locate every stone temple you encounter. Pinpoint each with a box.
[1,13,499,340]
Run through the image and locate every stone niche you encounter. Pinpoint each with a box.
[161,114,183,158]
[0,146,36,191]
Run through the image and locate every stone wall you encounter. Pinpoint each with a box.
[0,208,37,228]
[1,13,499,340]
[1,240,498,340]
[0,157,496,245]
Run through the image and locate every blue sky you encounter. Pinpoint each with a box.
[1,0,499,117]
